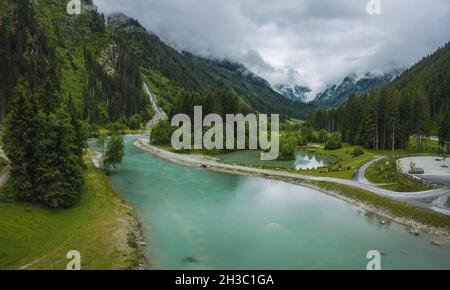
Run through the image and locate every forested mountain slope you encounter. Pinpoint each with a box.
[108,13,316,119]
[312,71,401,109]
[0,0,151,126]
[312,42,450,151]
[1,1,318,124]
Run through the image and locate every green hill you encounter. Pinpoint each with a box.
[0,1,315,125]
[108,13,316,119]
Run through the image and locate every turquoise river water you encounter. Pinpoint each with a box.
[92,137,450,270]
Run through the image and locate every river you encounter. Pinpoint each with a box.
[92,136,450,270]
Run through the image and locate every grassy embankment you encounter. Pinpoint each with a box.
[97,128,145,136]
[305,181,450,232]
[0,156,143,270]
[269,136,442,180]
[365,157,431,192]
[296,145,374,179]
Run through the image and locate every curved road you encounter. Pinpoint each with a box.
[352,156,450,215]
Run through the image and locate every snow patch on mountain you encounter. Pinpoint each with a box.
[273,84,312,103]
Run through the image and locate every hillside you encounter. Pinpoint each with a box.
[389,42,450,119]
[0,0,152,127]
[273,84,311,103]
[108,13,316,119]
[312,42,450,151]
[312,71,401,109]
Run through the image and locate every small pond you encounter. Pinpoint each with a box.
[219,148,338,170]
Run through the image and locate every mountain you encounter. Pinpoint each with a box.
[0,0,154,125]
[273,84,311,103]
[312,41,450,150]
[0,0,320,127]
[108,13,316,119]
[388,43,450,119]
[312,71,402,108]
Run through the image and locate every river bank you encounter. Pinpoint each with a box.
[134,138,450,242]
[85,149,148,269]
[0,156,148,270]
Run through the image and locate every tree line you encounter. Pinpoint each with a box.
[83,44,151,126]
[151,89,242,146]
[1,0,85,207]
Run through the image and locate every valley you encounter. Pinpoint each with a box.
[0,0,449,271]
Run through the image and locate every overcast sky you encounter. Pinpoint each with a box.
[95,0,450,98]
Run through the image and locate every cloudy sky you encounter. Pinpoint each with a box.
[95,0,450,99]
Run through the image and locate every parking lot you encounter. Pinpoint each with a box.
[399,156,450,186]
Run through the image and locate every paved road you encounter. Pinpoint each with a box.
[353,156,450,215]
[352,156,384,184]
[136,139,450,216]
[143,82,167,127]
[420,175,450,186]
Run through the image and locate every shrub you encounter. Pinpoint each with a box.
[324,133,342,150]
[277,134,298,161]
[351,147,365,157]
[151,120,175,145]
[318,129,329,143]
[128,114,144,130]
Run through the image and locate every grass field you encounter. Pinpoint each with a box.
[365,157,431,192]
[297,145,374,179]
[0,159,143,270]
[97,128,145,136]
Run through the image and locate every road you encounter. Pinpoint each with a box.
[143,82,167,127]
[353,156,450,215]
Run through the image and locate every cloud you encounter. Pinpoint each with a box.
[95,0,450,99]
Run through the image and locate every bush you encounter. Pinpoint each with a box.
[318,129,329,143]
[351,147,365,157]
[151,120,175,145]
[277,134,298,161]
[106,122,127,134]
[128,114,144,130]
[324,133,342,150]
[297,135,308,146]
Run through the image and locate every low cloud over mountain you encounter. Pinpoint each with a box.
[95,0,450,97]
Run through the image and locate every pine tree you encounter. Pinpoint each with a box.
[34,107,84,208]
[3,79,38,201]
[412,88,430,151]
[2,1,85,208]
[439,106,450,153]
[68,94,87,162]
